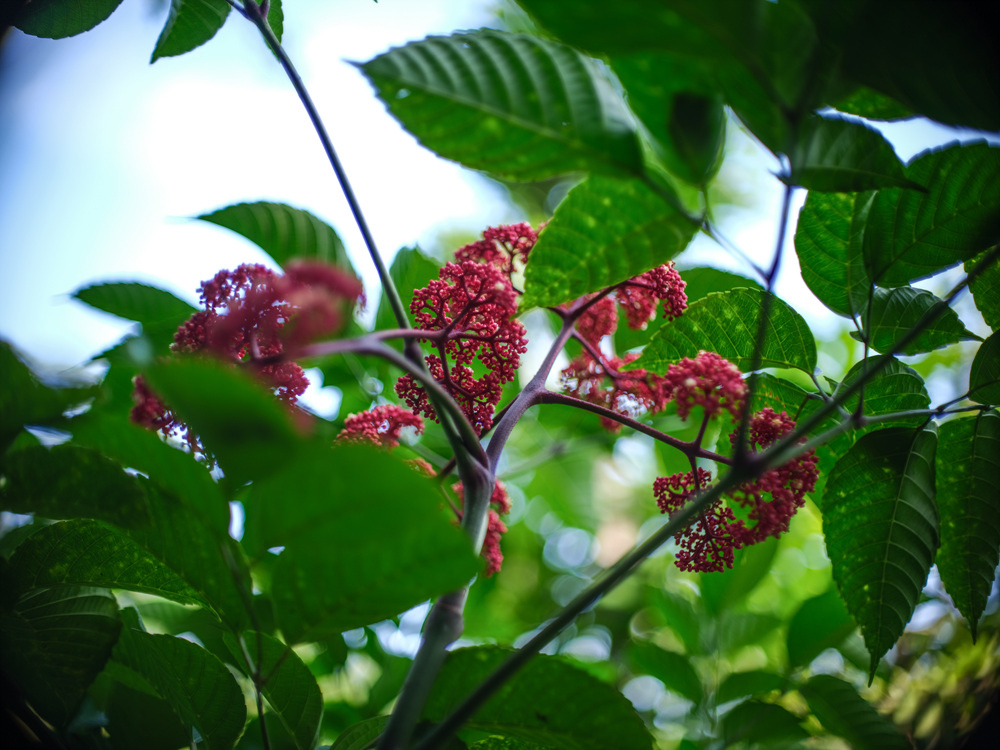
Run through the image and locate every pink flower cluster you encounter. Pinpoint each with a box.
[661,351,747,421]
[560,352,670,431]
[616,263,688,329]
[395,259,528,435]
[454,479,512,577]
[336,404,424,449]
[454,222,538,288]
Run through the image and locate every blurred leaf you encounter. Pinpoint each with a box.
[424,646,653,750]
[244,444,479,642]
[1,445,150,528]
[106,680,191,750]
[721,700,808,747]
[799,675,910,750]
[225,632,322,750]
[112,623,245,750]
[650,590,703,655]
[788,114,921,192]
[831,87,914,122]
[701,538,779,615]
[864,142,1000,286]
[967,249,1000,331]
[635,289,817,374]
[681,267,764,304]
[786,587,855,669]
[628,641,703,705]
[151,0,230,63]
[857,287,980,355]
[716,671,785,704]
[0,586,121,729]
[196,202,354,274]
[794,190,874,318]
[73,282,195,339]
[522,174,696,309]
[357,30,642,181]
[664,93,726,186]
[935,411,1000,639]
[822,425,939,679]
[14,0,124,39]
[329,717,389,750]
[969,332,1000,405]
[718,612,782,654]
[143,358,304,486]
[375,246,441,334]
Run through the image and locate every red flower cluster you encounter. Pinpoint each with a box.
[654,408,818,572]
[454,479,512,576]
[336,404,424,449]
[395,260,528,435]
[454,222,538,288]
[661,351,747,421]
[615,263,687,330]
[560,352,669,431]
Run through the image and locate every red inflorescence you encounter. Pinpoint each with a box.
[336,404,424,449]
[575,295,619,347]
[661,351,747,421]
[454,478,513,576]
[560,352,670,431]
[615,262,687,330]
[396,260,528,435]
[454,223,538,287]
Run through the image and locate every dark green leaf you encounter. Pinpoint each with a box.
[113,624,245,750]
[799,675,910,750]
[72,282,196,334]
[196,202,354,274]
[935,411,1000,638]
[14,0,124,39]
[721,701,808,747]
[5,519,207,608]
[628,641,703,705]
[794,190,874,318]
[0,445,150,528]
[864,142,1000,286]
[143,358,304,486]
[822,426,939,679]
[225,632,322,750]
[831,87,914,122]
[244,444,479,642]
[716,671,785,704]
[424,646,652,750]
[634,288,817,374]
[0,586,121,728]
[967,250,1000,331]
[329,717,389,750]
[106,681,192,750]
[788,114,921,192]
[664,93,726,186]
[969,332,1000,405]
[786,587,855,669]
[266,0,283,43]
[357,30,643,180]
[522,175,696,308]
[858,287,980,355]
[151,0,230,63]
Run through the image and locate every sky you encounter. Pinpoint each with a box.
[0,0,991,395]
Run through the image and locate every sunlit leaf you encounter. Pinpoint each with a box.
[225,632,322,750]
[794,190,874,318]
[788,114,920,192]
[800,675,909,749]
[358,30,643,180]
[967,249,1000,331]
[14,0,124,39]
[151,0,230,63]
[969,332,1000,405]
[424,646,653,750]
[831,87,914,122]
[786,588,855,669]
[716,671,785,704]
[822,425,939,679]
[113,621,245,750]
[196,201,354,274]
[634,288,817,374]
[522,175,696,309]
[73,282,196,333]
[628,641,703,705]
[857,287,980,355]
[935,411,1000,639]
[864,142,1000,286]
[0,586,121,728]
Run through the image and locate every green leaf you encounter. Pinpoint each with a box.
[244,444,479,642]
[822,425,939,679]
[0,445,150,528]
[680,267,764,304]
[266,0,283,43]
[112,623,246,750]
[424,646,652,750]
[0,586,121,728]
[106,680,192,750]
[864,142,1000,286]
[831,87,914,122]
[701,538,779,615]
[634,288,817,374]
[969,332,1000,405]
[935,411,1000,638]
[329,717,390,750]
[794,190,874,318]
[143,358,304,486]
[14,0,124,39]
[716,671,785,704]
[787,114,921,192]
[522,175,696,308]
[786,587,855,669]
[799,675,910,750]
[858,287,980,355]
[721,701,808,747]
[196,202,354,274]
[151,0,230,62]
[718,611,782,654]
[375,246,442,333]
[967,250,1000,331]
[357,30,643,181]
[73,282,196,334]
[628,641,703,705]
[225,632,322,750]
